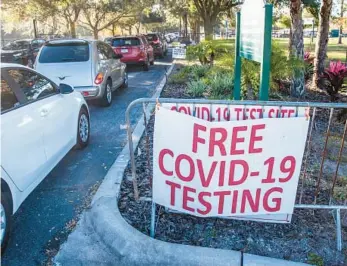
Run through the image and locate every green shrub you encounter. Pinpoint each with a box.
[208,74,234,99]
[190,65,210,79]
[307,253,324,266]
[186,41,227,65]
[240,41,304,98]
[187,80,207,97]
[169,71,189,84]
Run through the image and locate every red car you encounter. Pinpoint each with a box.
[110,35,154,71]
[145,33,167,58]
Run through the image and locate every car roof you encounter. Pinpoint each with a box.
[1,63,30,69]
[45,38,93,45]
[111,35,142,39]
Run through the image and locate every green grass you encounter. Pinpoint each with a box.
[210,37,347,62]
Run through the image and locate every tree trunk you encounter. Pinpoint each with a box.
[183,13,188,37]
[204,17,215,41]
[93,28,99,39]
[313,0,333,87]
[70,21,77,38]
[290,0,305,97]
[338,0,344,44]
[129,26,132,35]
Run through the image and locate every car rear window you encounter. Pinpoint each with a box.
[112,38,140,47]
[38,43,89,63]
[145,34,158,42]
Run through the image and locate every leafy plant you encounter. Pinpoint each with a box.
[169,71,189,84]
[186,41,227,65]
[320,61,347,101]
[190,64,210,79]
[307,252,324,266]
[208,73,234,99]
[187,80,207,97]
[304,51,315,81]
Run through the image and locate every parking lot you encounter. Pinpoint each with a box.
[1,56,172,266]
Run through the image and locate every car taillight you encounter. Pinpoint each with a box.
[94,73,104,85]
[153,39,160,44]
[82,91,90,97]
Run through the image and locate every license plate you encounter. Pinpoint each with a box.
[121,49,128,53]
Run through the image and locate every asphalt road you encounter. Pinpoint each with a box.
[1,56,172,266]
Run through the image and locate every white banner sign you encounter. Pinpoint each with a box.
[153,107,309,221]
[172,47,187,59]
[162,103,309,121]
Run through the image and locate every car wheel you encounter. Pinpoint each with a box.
[1,190,12,253]
[121,70,128,88]
[143,59,149,71]
[75,107,90,149]
[150,60,154,66]
[100,80,112,107]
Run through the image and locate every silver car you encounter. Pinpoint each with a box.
[34,39,128,107]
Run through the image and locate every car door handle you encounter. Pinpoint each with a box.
[40,109,49,117]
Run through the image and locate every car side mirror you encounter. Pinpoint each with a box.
[59,83,74,94]
[114,53,123,59]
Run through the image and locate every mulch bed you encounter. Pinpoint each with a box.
[119,64,347,265]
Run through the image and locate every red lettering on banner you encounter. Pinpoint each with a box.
[192,123,207,153]
[209,128,227,156]
[159,149,174,176]
[235,108,242,121]
[240,189,261,213]
[183,186,196,212]
[250,108,257,119]
[218,161,226,186]
[230,126,247,155]
[175,154,195,182]
[231,190,239,213]
[165,180,181,206]
[229,160,249,185]
[268,108,275,118]
[202,107,210,121]
[249,124,265,153]
[263,187,283,212]
[197,192,212,215]
[224,108,230,121]
[288,109,295,118]
[214,191,231,214]
[197,159,218,187]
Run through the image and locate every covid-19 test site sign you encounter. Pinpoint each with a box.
[153,106,309,223]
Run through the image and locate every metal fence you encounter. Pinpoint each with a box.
[125,98,347,251]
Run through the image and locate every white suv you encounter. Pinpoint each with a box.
[1,63,90,251]
[35,39,128,107]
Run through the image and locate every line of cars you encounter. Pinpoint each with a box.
[0,33,168,252]
[105,33,168,71]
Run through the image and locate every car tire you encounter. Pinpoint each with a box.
[75,107,90,149]
[150,60,154,66]
[121,70,128,89]
[143,59,149,71]
[99,80,112,107]
[1,190,12,253]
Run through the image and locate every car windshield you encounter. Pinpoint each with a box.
[2,41,30,51]
[112,38,140,47]
[145,34,158,42]
[38,43,89,63]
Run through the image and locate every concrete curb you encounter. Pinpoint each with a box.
[54,63,308,266]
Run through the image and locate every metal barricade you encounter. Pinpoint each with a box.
[125,98,347,251]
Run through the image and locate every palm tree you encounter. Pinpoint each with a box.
[313,0,333,87]
[290,0,305,97]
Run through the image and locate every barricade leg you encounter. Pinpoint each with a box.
[336,208,342,251]
[150,201,156,238]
